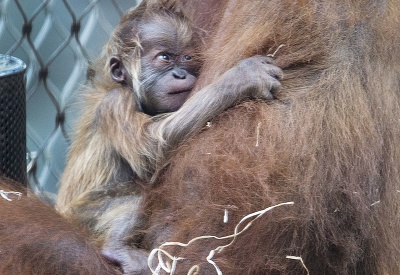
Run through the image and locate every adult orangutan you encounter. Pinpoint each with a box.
[137,0,400,274]
[0,0,399,274]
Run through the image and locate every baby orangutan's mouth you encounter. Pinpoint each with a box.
[168,89,191,95]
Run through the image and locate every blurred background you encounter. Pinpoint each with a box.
[0,0,140,198]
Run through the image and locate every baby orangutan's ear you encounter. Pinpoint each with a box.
[110,56,128,84]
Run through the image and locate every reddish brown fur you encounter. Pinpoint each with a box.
[141,0,400,274]
[3,0,399,274]
[0,178,120,275]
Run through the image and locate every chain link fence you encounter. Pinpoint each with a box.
[0,0,140,197]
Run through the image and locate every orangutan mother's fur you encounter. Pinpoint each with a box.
[0,178,120,275]
[140,0,400,274]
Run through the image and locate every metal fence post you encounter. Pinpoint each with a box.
[0,54,27,185]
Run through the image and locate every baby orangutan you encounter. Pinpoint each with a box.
[57,2,282,273]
